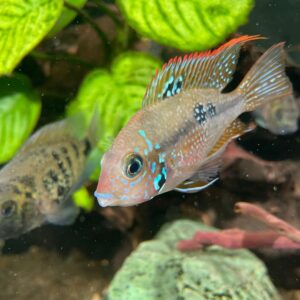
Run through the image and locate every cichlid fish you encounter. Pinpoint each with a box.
[0,114,99,239]
[94,36,292,207]
[252,94,299,135]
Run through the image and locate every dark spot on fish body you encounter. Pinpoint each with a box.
[156,172,166,191]
[18,176,36,190]
[51,150,71,186]
[194,104,207,124]
[153,162,167,192]
[25,192,32,199]
[51,151,63,169]
[57,185,65,196]
[207,103,217,118]
[55,184,69,205]
[1,200,16,217]
[47,170,59,183]
[12,186,22,195]
[43,169,60,193]
[71,142,80,158]
[83,138,92,157]
[60,146,72,168]
[43,177,53,193]
[193,103,217,125]
[43,169,70,204]
[161,75,184,99]
[60,147,68,154]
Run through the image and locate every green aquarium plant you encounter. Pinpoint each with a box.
[68,52,162,155]
[117,0,254,51]
[48,0,88,36]
[0,75,41,163]
[0,0,63,75]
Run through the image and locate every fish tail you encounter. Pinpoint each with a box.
[237,43,293,112]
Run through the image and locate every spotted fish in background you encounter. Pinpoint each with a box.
[0,114,99,239]
[252,94,299,135]
[95,35,292,207]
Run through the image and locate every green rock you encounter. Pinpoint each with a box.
[107,220,280,300]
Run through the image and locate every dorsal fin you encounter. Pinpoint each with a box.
[16,112,90,155]
[143,35,263,107]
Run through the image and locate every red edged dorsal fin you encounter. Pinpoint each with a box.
[143,35,264,107]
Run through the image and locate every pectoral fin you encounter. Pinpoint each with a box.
[177,119,254,192]
[208,119,254,156]
[46,199,79,226]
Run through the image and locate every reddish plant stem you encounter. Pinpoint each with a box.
[177,229,300,251]
[235,202,300,244]
[178,202,300,251]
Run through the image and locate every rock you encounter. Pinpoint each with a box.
[106,219,280,300]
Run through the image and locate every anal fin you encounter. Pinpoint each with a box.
[46,199,79,226]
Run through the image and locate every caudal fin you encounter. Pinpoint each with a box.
[237,43,292,112]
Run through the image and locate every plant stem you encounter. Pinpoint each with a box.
[30,51,95,69]
[64,1,111,55]
[89,0,122,27]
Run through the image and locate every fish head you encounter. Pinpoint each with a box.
[0,182,41,239]
[95,112,169,207]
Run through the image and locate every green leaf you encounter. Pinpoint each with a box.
[0,74,41,163]
[73,187,94,211]
[117,0,254,51]
[48,0,87,37]
[0,0,63,75]
[68,52,162,179]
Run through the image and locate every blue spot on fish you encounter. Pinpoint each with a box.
[120,178,129,185]
[144,149,149,156]
[155,143,161,150]
[138,130,153,151]
[138,130,146,138]
[162,75,184,99]
[94,192,112,199]
[162,167,167,179]
[154,174,162,191]
[151,162,156,173]
[158,152,166,163]
[134,147,139,153]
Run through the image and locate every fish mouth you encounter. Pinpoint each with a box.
[94,191,146,207]
[94,192,114,207]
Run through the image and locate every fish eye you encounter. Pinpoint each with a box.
[1,200,16,217]
[124,154,144,178]
[275,109,283,121]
